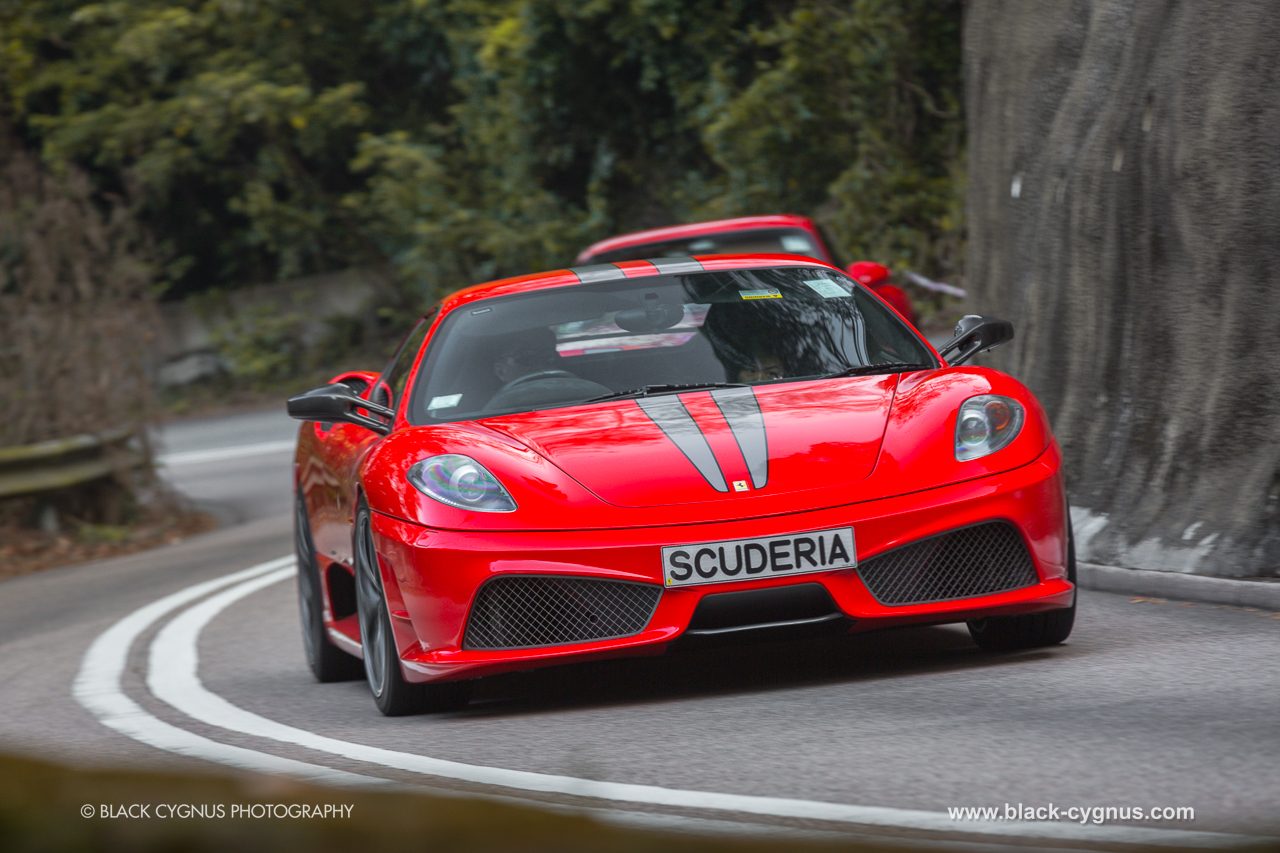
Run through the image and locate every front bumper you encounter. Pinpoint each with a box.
[370,444,1072,682]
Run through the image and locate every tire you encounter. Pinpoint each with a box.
[295,492,363,682]
[967,521,1077,652]
[353,500,471,716]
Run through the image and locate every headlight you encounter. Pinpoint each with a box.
[955,395,1024,461]
[406,454,517,512]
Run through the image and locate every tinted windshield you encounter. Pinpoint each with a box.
[588,227,828,263]
[408,266,933,424]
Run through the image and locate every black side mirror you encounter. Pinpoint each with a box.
[286,384,394,435]
[938,314,1014,364]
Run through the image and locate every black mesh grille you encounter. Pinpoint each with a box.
[464,576,662,650]
[857,522,1039,606]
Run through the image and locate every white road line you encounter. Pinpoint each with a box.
[73,555,381,788]
[142,562,1254,848]
[159,440,296,467]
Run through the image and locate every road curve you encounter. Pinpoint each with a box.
[1,408,1276,848]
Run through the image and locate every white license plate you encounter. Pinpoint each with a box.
[661,527,856,588]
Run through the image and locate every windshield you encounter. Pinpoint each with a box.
[587,227,828,263]
[408,266,934,424]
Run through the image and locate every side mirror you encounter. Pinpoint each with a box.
[286,384,394,435]
[938,314,1014,364]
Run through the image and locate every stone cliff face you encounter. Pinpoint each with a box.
[964,0,1279,576]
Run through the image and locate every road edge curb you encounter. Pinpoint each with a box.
[1078,562,1280,611]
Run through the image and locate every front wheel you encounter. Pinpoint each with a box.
[967,522,1077,652]
[353,500,471,716]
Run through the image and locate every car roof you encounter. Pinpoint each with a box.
[437,254,836,316]
[575,214,821,264]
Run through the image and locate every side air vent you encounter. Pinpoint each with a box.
[463,576,662,650]
[857,522,1039,606]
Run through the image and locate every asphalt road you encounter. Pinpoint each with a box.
[0,407,1276,849]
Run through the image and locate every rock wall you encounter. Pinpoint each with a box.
[964,0,1280,576]
[155,268,387,387]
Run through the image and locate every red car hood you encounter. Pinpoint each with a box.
[477,376,898,510]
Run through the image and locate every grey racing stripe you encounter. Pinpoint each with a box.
[569,263,627,283]
[647,256,704,275]
[636,396,728,492]
[711,387,768,489]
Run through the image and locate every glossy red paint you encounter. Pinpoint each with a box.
[361,444,1070,683]
[293,258,1073,686]
[439,253,824,324]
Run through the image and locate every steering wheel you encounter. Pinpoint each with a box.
[493,369,577,395]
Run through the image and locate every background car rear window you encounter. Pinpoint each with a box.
[589,228,824,263]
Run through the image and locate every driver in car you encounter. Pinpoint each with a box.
[737,341,787,383]
[485,327,611,411]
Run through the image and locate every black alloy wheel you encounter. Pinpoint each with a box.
[294,492,362,681]
[353,499,471,716]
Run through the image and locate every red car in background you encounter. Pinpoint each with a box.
[577,214,919,326]
[287,254,1075,716]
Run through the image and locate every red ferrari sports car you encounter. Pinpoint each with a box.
[288,255,1075,715]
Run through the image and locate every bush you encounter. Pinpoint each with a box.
[0,131,158,447]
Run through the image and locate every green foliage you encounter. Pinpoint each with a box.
[206,298,396,392]
[209,304,311,390]
[73,520,131,544]
[3,0,405,293]
[703,0,965,270]
[3,0,964,303]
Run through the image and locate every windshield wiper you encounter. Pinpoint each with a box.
[826,362,934,378]
[584,381,748,403]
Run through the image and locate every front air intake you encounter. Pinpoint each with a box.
[463,575,662,650]
[856,522,1039,606]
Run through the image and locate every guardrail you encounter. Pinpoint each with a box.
[0,427,146,500]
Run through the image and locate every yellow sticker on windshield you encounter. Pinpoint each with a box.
[739,288,782,300]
